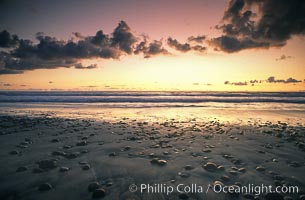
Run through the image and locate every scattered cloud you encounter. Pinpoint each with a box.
[74,63,98,69]
[225,76,303,86]
[211,0,305,53]
[167,37,206,53]
[82,85,98,88]
[224,81,248,86]
[266,76,302,84]
[134,39,169,58]
[3,83,12,87]
[0,21,173,75]
[187,35,206,43]
[276,54,292,61]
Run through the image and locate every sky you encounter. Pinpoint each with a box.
[0,0,305,91]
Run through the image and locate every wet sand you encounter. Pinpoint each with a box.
[0,110,305,200]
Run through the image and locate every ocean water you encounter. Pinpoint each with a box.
[0,91,305,103]
[0,91,305,124]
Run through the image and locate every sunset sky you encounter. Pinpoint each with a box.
[0,0,305,91]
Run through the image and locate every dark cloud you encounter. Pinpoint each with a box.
[211,0,305,52]
[210,36,269,53]
[111,21,137,54]
[249,80,261,84]
[0,21,175,75]
[267,76,302,84]
[74,63,98,69]
[3,83,12,87]
[167,37,206,53]
[225,81,249,86]
[167,37,191,52]
[49,81,53,84]
[0,30,19,48]
[231,81,248,86]
[187,35,206,43]
[134,39,169,58]
[191,45,206,53]
[72,32,85,39]
[276,54,292,61]
[225,76,303,86]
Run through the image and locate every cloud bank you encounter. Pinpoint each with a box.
[1,21,189,75]
[211,0,305,52]
[225,76,303,86]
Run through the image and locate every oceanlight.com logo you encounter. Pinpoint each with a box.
[129,183,299,196]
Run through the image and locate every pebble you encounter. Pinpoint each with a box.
[76,141,87,146]
[122,146,131,151]
[38,182,53,191]
[203,162,218,172]
[59,167,69,172]
[150,158,167,166]
[88,182,101,192]
[157,160,167,166]
[178,172,190,178]
[202,149,211,153]
[92,188,106,198]
[108,152,117,157]
[255,166,265,172]
[37,159,58,170]
[229,170,238,175]
[184,165,194,170]
[65,152,79,159]
[52,151,66,156]
[238,168,246,173]
[213,181,224,191]
[82,164,91,170]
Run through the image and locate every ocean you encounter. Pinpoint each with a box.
[0,91,304,123]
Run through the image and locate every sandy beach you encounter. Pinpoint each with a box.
[0,105,304,200]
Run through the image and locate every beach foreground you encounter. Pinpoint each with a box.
[0,108,305,200]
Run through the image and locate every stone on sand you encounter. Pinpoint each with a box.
[88,182,101,192]
[37,159,58,170]
[59,167,69,172]
[38,182,53,191]
[184,165,194,170]
[203,162,218,172]
[92,188,106,198]
[76,141,87,146]
[82,164,91,170]
[157,159,167,166]
[255,166,265,172]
